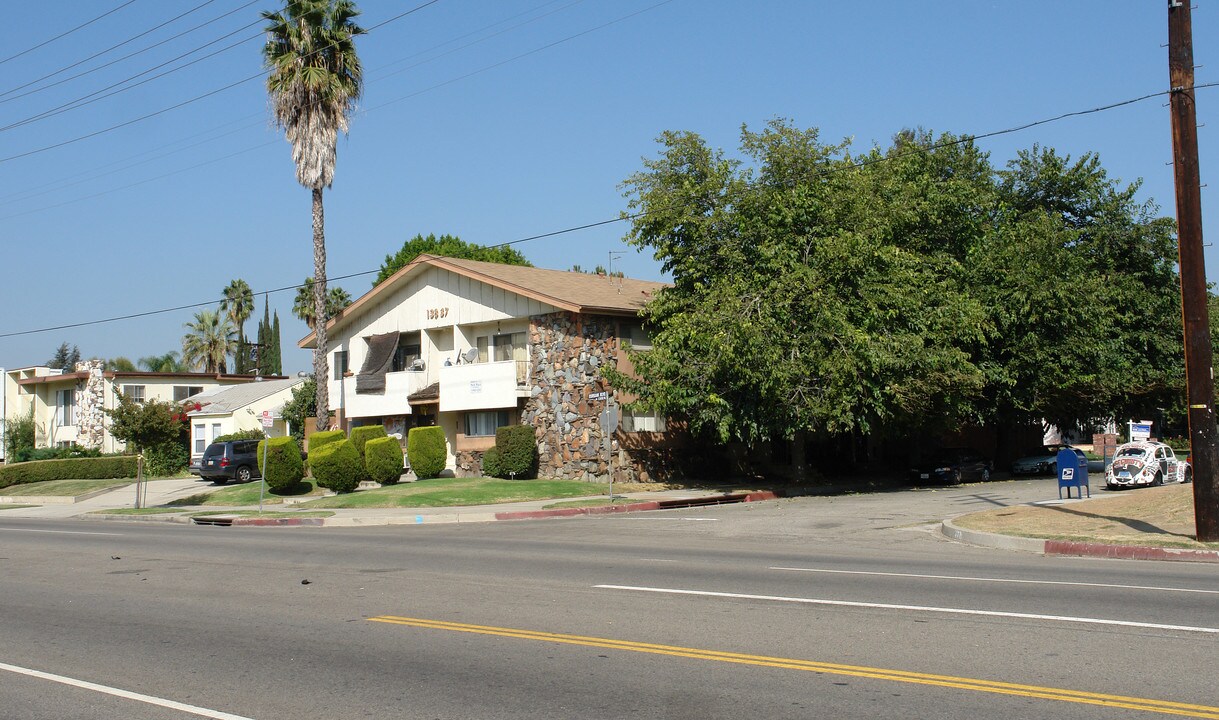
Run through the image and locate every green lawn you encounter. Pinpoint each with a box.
[301,477,610,509]
[168,480,323,507]
[0,478,131,497]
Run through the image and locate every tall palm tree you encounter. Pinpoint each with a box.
[139,351,185,373]
[263,0,364,431]
[181,309,236,374]
[220,279,255,373]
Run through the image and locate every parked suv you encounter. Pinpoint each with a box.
[198,440,261,484]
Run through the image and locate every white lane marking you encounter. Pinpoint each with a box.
[770,566,1219,595]
[0,661,254,720]
[595,585,1219,635]
[0,528,124,536]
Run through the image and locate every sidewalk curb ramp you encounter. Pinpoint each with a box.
[941,518,1219,564]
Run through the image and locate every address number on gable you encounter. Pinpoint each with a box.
[427,307,449,320]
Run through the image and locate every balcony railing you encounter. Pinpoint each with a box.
[335,369,431,419]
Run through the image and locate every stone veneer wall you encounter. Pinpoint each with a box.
[522,312,632,481]
[75,359,106,450]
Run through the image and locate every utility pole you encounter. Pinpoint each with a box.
[1168,0,1219,542]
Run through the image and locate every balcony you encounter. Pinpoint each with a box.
[439,360,528,412]
[337,369,431,419]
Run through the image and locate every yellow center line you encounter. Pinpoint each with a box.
[369,615,1219,719]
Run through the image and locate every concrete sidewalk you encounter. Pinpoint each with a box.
[0,477,776,526]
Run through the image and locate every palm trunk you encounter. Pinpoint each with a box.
[312,186,330,432]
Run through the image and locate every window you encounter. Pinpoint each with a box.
[476,333,526,363]
[619,321,652,350]
[122,385,146,403]
[194,424,206,454]
[333,351,349,380]
[622,409,666,433]
[211,423,222,442]
[464,410,512,437]
[174,385,204,402]
[56,389,76,426]
[391,332,422,372]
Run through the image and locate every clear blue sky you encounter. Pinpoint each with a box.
[1,1,1215,375]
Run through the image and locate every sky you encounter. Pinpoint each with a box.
[1,1,1216,375]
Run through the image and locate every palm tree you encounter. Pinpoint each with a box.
[139,351,185,373]
[293,277,353,329]
[181,309,235,374]
[220,279,255,373]
[263,0,364,431]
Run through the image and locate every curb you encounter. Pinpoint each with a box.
[492,490,779,522]
[940,518,1219,564]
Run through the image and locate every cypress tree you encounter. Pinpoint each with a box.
[271,311,282,375]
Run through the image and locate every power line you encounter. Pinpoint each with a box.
[0,0,138,66]
[0,0,255,104]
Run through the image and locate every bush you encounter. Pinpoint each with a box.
[491,425,538,479]
[407,426,447,479]
[144,442,189,477]
[309,439,363,493]
[349,425,387,460]
[364,437,404,485]
[480,446,502,478]
[308,429,345,454]
[257,436,305,492]
[214,429,266,443]
[0,456,138,488]
[3,406,37,462]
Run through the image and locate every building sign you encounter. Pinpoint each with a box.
[1129,421,1152,442]
[589,391,608,401]
[469,380,482,394]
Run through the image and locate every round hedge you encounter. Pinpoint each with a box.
[309,439,362,493]
[407,426,447,479]
[492,425,538,479]
[349,425,387,459]
[257,436,305,492]
[364,437,404,485]
[480,446,502,478]
[307,429,346,454]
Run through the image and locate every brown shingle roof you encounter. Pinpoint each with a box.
[300,254,668,348]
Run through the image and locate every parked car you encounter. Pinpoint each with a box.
[1011,444,1087,476]
[197,440,262,484]
[1105,441,1192,489]
[908,447,992,485]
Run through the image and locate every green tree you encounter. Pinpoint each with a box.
[270,310,283,375]
[263,0,365,432]
[292,277,352,329]
[281,376,317,443]
[104,357,138,372]
[220,279,255,374]
[105,393,183,452]
[374,233,532,287]
[181,309,235,373]
[139,351,185,373]
[47,342,81,371]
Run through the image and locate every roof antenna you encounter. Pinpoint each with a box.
[608,251,624,293]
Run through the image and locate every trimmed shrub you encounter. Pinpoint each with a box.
[214,429,266,443]
[407,426,447,479]
[492,425,538,479]
[480,446,503,478]
[308,429,345,454]
[349,425,387,459]
[257,436,305,492]
[364,437,404,485]
[145,442,189,477]
[309,439,362,493]
[0,456,138,489]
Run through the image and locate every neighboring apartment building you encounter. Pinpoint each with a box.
[299,254,677,481]
[2,361,277,456]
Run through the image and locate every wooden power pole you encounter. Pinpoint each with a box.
[1168,0,1219,542]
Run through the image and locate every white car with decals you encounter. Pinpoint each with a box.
[1105,441,1192,489]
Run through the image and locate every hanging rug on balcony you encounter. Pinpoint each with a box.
[355,331,400,394]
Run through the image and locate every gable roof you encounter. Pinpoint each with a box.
[300,254,668,348]
[186,377,305,416]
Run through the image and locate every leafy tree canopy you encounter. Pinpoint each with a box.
[47,342,81,371]
[105,394,184,453]
[374,233,531,287]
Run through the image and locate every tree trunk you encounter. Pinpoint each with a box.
[312,186,330,432]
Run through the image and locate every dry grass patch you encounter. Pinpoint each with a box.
[954,484,1217,549]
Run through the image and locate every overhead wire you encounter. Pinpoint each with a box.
[0,0,138,66]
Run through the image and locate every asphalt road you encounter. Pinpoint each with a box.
[1,481,1216,719]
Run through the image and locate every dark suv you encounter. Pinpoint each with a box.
[198,440,261,484]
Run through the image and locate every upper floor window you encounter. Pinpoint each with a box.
[122,385,146,403]
[56,389,76,426]
[476,332,527,363]
[333,351,349,380]
[173,385,204,402]
[391,332,423,372]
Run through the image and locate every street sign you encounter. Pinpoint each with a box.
[261,410,274,428]
[589,391,608,401]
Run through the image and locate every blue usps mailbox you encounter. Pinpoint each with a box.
[1057,448,1090,499]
